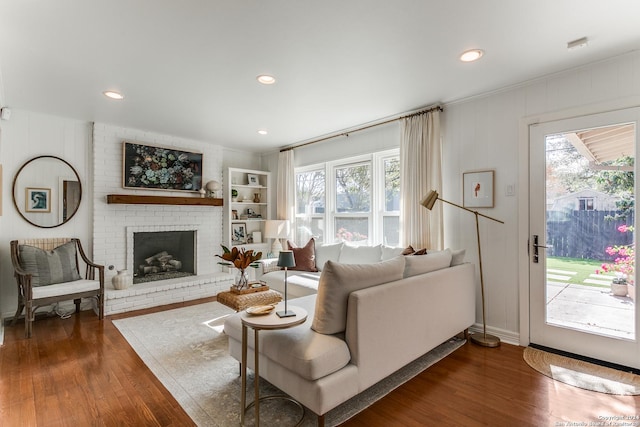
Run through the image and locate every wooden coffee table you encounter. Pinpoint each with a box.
[216,289,282,312]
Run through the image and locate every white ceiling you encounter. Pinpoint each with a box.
[1,1,640,152]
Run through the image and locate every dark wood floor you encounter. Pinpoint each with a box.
[2,299,639,426]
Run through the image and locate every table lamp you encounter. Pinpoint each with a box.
[264,220,290,258]
[276,250,296,318]
[421,190,504,347]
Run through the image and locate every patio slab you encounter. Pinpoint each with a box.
[546,282,635,339]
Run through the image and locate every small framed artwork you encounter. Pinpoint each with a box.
[123,141,203,191]
[232,222,248,244]
[25,187,51,212]
[463,170,494,208]
[232,209,239,220]
[247,174,259,186]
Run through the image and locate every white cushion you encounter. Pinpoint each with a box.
[381,245,405,260]
[315,242,343,271]
[338,243,382,264]
[449,248,466,266]
[32,279,100,299]
[312,256,405,335]
[403,249,452,278]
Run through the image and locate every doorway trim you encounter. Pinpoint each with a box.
[518,96,640,346]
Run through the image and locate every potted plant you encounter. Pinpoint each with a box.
[231,188,238,202]
[597,225,634,298]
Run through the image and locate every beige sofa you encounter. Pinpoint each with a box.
[224,252,475,426]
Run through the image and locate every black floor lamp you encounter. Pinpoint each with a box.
[420,190,504,347]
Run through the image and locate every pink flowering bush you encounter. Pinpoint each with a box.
[336,227,368,242]
[597,225,635,285]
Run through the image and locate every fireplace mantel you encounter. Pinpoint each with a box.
[107,194,223,206]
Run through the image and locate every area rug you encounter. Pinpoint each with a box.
[523,347,640,395]
[113,301,465,427]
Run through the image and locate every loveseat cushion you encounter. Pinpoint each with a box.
[19,242,82,287]
[403,249,452,278]
[315,242,343,271]
[312,256,405,335]
[338,243,382,264]
[381,245,405,260]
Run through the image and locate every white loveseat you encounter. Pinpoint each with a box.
[224,250,475,426]
[257,242,409,298]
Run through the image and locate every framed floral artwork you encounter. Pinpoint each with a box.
[25,187,51,212]
[123,141,203,191]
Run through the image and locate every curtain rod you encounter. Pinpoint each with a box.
[280,105,443,152]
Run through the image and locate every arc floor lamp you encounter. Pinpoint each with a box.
[420,190,504,347]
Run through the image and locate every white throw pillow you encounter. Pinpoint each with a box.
[381,245,405,260]
[403,249,453,278]
[449,248,466,266]
[315,242,344,271]
[338,243,382,264]
[312,256,405,335]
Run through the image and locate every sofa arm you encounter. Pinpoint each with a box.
[255,258,281,279]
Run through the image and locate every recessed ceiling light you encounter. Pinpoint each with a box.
[103,90,124,100]
[256,75,276,85]
[257,129,268,135]
[459,49,484,62]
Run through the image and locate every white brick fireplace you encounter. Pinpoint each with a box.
[92,123,233,314]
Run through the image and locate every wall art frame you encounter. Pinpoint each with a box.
[247,173,259,186]
[232,222,248,244]
[25,187,51,212]
[463,170,495,208]
[122,141,203,191]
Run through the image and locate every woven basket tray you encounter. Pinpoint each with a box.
[230,284,269,294]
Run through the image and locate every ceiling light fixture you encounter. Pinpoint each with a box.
[567,37,589,51]
[257,129,268,135]
[459,49,484,62]
[257,75,276,85]
[103,90,124,100]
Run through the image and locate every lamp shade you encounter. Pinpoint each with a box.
[264,220,290,238]
[420,190,439,210]
[277,250,296,268]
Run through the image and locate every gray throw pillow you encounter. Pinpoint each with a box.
[311,256,405,335]
[19,242,82,287]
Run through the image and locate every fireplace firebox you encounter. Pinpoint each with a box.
[133,230,196,283]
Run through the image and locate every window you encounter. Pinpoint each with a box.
[294,149,400,246]
[295,169,325,245]
[578,197,595,211]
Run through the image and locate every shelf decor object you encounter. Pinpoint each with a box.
[420,189,504,347]
[122,141,203,192]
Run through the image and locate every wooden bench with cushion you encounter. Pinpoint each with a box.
[10,238,105,338]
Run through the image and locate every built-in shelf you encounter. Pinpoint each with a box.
[107,194,223,206]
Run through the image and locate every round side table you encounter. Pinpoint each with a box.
[241,305,307,426]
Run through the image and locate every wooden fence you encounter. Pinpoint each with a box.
[546,210,634,261]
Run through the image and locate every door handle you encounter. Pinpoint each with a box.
[532,234,549,263]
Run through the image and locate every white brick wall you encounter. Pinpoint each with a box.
[93,123,232,313]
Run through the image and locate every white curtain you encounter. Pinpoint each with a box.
[400,110,443,250]
[276,149,295,223]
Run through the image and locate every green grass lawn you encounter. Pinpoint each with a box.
[547,256,611,288]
